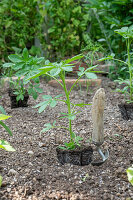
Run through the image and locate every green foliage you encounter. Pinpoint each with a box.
[3,48,43,101]
[27,54,97,150]
[85,0,133,55]
[126,166,133,186]
[38,0,91,59]
[99,26,133,103]
[0,0,41,71]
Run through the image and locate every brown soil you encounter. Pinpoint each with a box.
[0,77,133,200]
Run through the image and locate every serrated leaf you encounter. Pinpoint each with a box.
[41,123,52,133]
[35,87,43,93]
[50,100,57,108]
[55,94,63,99]
[50,68,61,76]
[62,66,73,72]
[0,106,6,115]
[38,101,49,113]
[42,95,52,100]
[3,63,13,68]
[33,101,48,108]
[85,72,97,79]
[13,63,25,70]
[8,55,22,63]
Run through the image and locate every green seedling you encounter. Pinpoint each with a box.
[27,54,98,150]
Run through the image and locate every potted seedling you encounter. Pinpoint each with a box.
[99,26,133,120]
[3,48,43,108]
[26,55,99,166]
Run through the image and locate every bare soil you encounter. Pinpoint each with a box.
[0,77,133,200]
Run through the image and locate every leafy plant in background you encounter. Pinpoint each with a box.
[3,48,44,101]
[27,54,98,150]
[84,0,133,80]
[99,26,133,103]
[126,166,133,186]
[0,0,41,72]
[38,0,91,59]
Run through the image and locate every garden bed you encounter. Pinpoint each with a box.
[0,76,133,200]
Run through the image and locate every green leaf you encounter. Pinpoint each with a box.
[0,106,6,115]
[23,48,29,60]
[0,140,15,151]
[41,123,52,133]
[35,87,43,93]
[38,101,50,113]
[3,63,14,68]
[13,63,25,70]
[0,114,11,120]
[0,121,13,136]
[31,89,38,100]
[73,103,91,107]
[42,95,52,100]
[50,68,61,76]
[62,66,73,72]
[50,100,57,107]
[126,167,133,185]
[65,54,83,64]
[55,94,63,99]
[8,55,22,63]
[85,72,97,79]
[0,175,2,187]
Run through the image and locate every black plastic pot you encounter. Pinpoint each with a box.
[56,146,93,166]
[8,89,29,109]
[118,103,133,120]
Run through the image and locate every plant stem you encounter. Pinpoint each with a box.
[60,71,73,142]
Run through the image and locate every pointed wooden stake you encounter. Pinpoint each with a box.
[91,88,105,145]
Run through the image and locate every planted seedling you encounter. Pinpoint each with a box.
[27,54,98,150]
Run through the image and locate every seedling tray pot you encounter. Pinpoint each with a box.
[56,146,93,166]
[118,103,133,120]
[8,89,29,109]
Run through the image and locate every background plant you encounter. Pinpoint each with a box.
[84,0,133,79]
[3,48,44,101]
[38,0,92,59]
[0,0,42,73]
[100,26,133,103]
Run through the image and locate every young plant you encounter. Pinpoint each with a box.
[27,55,98,150]
[3,48,43,101]
[99,26,133,103]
